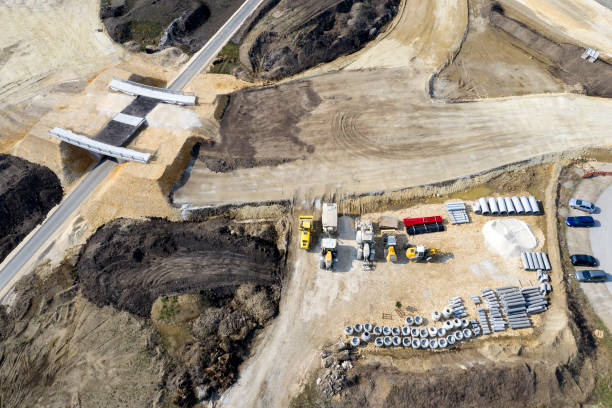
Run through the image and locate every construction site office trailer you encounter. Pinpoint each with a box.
[512,196,525,214]
[479,197,490,215]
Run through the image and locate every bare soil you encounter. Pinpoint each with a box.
[0,154,63,263]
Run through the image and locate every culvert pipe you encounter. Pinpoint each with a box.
[521,252,529,270]
[351,337,360,347]
[432,310,441,321]
[489,197,500,215]
[403,337,411,347]
[420,328,428,338]
[461,318,469,328]
[479,197,490,215]
[429,339,438,349]
[542,252,551,270]
[453,318,462,329]
[528,196,540,214]
[512,196,524,214]
[402,326,410,336]
[442,307,453,319]
[354,323,363,333]
[463,328,472,339]
[414,315,423,325]
[438,338,448,348]
[428,326,438,337]
[405,316,414,326]
[375,337,384,347]
[392,327,401,336]
[383,336,392,346]
[444,320,454,330]
[447,334,456,345]
[535,252,545,270]
[373,326,382,335]
[520,196,532,214]
[393,336,401,346]
[383,326,391,336]
[420,338,429,348]
[412,338,421,348]
[497,197,507,215]
[455,330,464,341]
[361,331,371,342]
[526,252,535,270]
[345,326,354,335]
[364,323,373,332]
[437,327,447,337]
[411,327,420,337]
[505,197,516,214]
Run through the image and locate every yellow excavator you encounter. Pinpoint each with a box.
[299,215,314,249]
[406,245,439,262]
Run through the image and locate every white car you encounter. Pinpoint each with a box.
[569,198,596,213]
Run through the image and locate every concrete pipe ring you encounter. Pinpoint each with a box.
[402,326,410,336]
[392,327,401,336]
[351,337,360,347]
[453,318,462,329]
[429,339,438,349]
[420,338,429,348]
[383,336,392,347]
[443,320,454,330]
[393,336,401,346]
[437,327,446,337]
[354,323,363,333]
[447,334,456,345]
[420,328,429,338]
[461,318,469,328]
[438,338,448,348]
[412,339,421,348]
[361,331,371,342]
[414,316,423,325]
[455,330,464,341]
[432,311,441,322]
[344,326,354,335]
[463,328,472,339]
[442,307,453,319]
[411,328,420,337]
[375,337,384,347]
[428,326,438,337]
[403,337,411,347]
[373,326,382,336]
[364,323,373,332]
[405,316,414,326]
[383,326,391,336]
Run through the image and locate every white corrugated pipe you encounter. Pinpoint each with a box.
[428,326,438,337]
[520,196,532,214]
[528,196,540,214]
[453,318,462,329]
[455,330,464,341]
[442,307,453,319]
[432,310,441,321]
[479,197,490,215]
[542,252,551,270]
[488,197,500,215]
[497,197,507,215]
[443,320,454,330]
[361,331,371,342]
[512,196,524,214]
[437,327,447,337]
[505,197,516,214]
[461,318,469,328]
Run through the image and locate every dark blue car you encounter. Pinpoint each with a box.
[565,216,595,227]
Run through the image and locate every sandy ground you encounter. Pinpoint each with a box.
[221,196,568,407]
[500,0,612,59]
[0,0,121,107]
[563,162,612,330]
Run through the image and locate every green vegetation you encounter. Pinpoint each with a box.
[158,296,180,322]
[129,20,163,48]
[395,301,402,309]
[210,42,241,74]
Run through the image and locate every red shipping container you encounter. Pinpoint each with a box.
[402,216,443,227]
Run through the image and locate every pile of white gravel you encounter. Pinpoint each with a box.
[482,219,537,259]
[146,104,202,130]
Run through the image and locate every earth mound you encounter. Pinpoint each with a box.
[0,154,63,263]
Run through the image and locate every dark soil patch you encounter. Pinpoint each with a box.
[0,154,63,263]
[199,80,320,171]
[241,0,400,80]
[75,217,284,317]
[101,0,245,53]
[490,10,612,97]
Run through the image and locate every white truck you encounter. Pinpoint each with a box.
[322,203,338,234]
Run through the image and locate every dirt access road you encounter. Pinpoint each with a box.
[174,0,612,207]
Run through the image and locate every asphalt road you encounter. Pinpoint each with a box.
[0,0,265,299]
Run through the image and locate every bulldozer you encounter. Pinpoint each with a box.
[381,230,398,263]
[320,238,338,270]
[406,245,438,262]
[299,215,314,249]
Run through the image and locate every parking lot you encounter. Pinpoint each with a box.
[562,163,612,330]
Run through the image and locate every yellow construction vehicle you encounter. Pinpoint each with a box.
[299,215,314,249]
[406,245,438,262]
[381,230,398,263]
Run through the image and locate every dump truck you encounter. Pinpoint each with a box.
[299,215,314,249]
[322,203,338,235]
[320,238,338,270]
[381,229,398,263]
[356,219,375,270]
[406,245,438,262]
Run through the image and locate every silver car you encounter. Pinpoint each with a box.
[569,198,596,213]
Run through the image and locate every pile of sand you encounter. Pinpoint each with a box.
[145,104,202,130]
[482,219,537,259]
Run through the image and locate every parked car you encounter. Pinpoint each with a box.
[569,198,596,213]
[575,270,607,283]
[570,254,598,266]
[565,216,595,227]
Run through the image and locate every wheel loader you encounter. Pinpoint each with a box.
[320,238,338,270]
[299,215,314,249]
[381,230,398,263]
[406,245,438,262]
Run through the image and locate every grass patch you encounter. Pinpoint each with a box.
[128,20,163,47]
[210,42,241,74]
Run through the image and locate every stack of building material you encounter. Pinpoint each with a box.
[497,286,532,329]
[521,252,551,271]
[521,286,548,314]
[403,216,445,235]
[471,295,481,305]
[482,289,506,331]
[470,320,481,336]
[448,296,467,318]
[445,201,470,224]
[477,308,491,335]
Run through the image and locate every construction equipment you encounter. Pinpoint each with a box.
[356,219,375,270]
[299,215,314,249]
[320,203,338,270]
[381,230,398,263]
[320,238,338,269]
[406,245,438,262]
